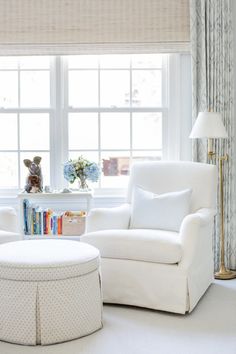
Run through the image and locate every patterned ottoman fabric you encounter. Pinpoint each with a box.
[0,240,102,345]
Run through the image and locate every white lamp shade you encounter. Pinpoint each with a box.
[189,112,228,139]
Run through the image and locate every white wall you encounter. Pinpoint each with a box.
[180,54,192,160]
[167,53,192,161]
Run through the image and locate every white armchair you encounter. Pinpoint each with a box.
[0,207,21,244]
[81,161,217,314]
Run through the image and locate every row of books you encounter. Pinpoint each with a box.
[23,199,85,236]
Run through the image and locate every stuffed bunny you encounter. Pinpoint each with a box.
[23,156,43,193]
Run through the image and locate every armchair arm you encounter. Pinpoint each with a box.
[86,203,131,233]
[182,208,216,227]
[179,208,216,269]
[0,207,18,233]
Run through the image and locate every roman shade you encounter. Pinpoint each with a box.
[0,0,190,55]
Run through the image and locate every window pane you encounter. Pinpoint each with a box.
[20,71,50,108]
[132,70,162,107]
[19,56,50,69]
[0,72,18,108]
[67,55,98,69]
[132,151,162,161]
[20,114,50,150]
[20,152,50,189]
[0,152,18,188]
[101,113,130,149]
[132,54,163,68]
[69,151,99,163]
[132,113,162,149]
[69,113,98,150]
[69,71,98,107]
[100,70,130,107]
[0,114,18,150]
[0,57,18,69]
[101,151,130,188]
[100,55,130,68]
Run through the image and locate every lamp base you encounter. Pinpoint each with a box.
[214,265,236,280]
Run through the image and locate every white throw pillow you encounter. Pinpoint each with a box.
[130,186,192,232]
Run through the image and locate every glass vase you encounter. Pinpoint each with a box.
[78,177,89,192]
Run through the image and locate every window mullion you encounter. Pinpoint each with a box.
[60,57,69,188]
[98,59,101,189]
[130,57,133,166]
[17,112,21,189]
[50,56,65,190]
[17,61,21,188]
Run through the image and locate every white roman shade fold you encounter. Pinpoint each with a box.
[0,0,190,55]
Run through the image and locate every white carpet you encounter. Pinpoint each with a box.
[1,279,236,354]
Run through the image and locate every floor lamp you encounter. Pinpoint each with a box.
[189,111,236,280]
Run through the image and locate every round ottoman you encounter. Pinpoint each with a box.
[0,240,102,345]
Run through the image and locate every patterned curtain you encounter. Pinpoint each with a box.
[190,0,236,270]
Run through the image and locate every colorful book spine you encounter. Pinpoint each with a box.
[39,211,43,234]
[32,207,36,235]
[47,209,53,235]
[57,214,62,235]
[52,214,57,235]
[23,199,30,235]
[35,207,42,235]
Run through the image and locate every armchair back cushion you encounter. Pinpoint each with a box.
[127,161,217,212]
[130,186,192,232]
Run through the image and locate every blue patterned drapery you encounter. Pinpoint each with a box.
[190,0,235,270]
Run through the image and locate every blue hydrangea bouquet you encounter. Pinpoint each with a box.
[63,156,100,191]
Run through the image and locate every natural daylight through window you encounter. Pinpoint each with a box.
[0,54,184,192]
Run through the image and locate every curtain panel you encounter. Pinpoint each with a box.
[0,0,190,55]
[190,0,236,269]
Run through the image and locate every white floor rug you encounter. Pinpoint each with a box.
[1,279,236,354]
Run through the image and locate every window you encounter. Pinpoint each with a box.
[0,57,51,190]
[65,54,167,189]
[0,54,189,193]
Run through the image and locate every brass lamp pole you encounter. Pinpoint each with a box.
[208,148,235,279]
[214,154,235,279]
[190,111,236,280]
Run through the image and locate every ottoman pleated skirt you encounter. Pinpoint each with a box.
[0,240,102,345]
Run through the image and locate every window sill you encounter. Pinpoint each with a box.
[0,192,126,208]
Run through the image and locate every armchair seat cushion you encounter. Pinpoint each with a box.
[81,229,182,264]
[0,230,21,244]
